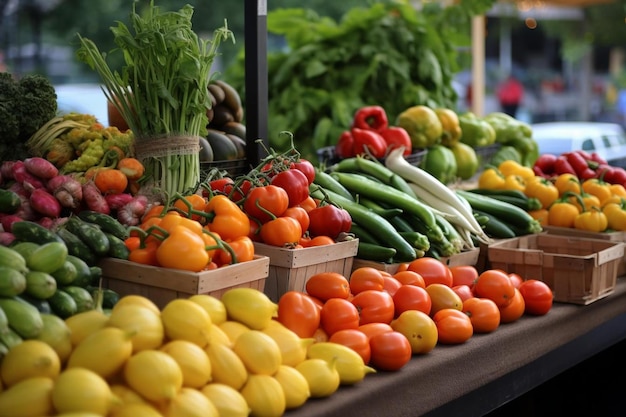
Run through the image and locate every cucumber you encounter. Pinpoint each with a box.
[50,259,78,286]
[56,228,97,265]
[357,242,397,262]
[10,220,63,244]
[0,326,23,349]
[473,209,517,239]
[61,286,94,313]
[18,293,53,314]
[10,241,40,261]
[65,255,93,288]
[0,266,27,297]
[47,289,78,319]
[105,232,130,260]
[0,296,44,338]
[24,270,58,299]
[0,188,21,213]
[26,241,68,274]
[65,216,110,257]
[78,210,129,240]
[101,288,120,309]
[0,245,28,274]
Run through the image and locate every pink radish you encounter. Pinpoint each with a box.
[117,195,149,226]
[30,188,62,218]
[23,157,59,179]
[47,175,83,209]
[104,193,134,210]
[82,181,110,215]
[13,161,45,192]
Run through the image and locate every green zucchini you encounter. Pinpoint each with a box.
[10,220,63,244]
[465,188,541,211]
[65,255,93,288]
[357,242,397,262]
[398,231,430,252]
[349,223,380,245]
[56,228,97,265]
[104,232,130,260]
[313,168,355,201]
[473,209,517,239]
[47,289,78,319]
[65,216,110,257]
[0,189,22,213]
[78,210,129,240]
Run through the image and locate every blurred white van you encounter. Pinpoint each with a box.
[54,84,109,125]
[531,122,626,167]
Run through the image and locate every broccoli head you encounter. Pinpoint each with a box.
[17,73,58,141]
[0,72,20,143]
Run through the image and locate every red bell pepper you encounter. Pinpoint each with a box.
[533,154,557,177]
[379,126,412,156]
[351,127,387,159]
[553,155,577,176]
[335,131,356,159]
[271,168,310,207]
[352,105,389,132]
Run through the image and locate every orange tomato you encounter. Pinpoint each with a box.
[395,263,409,273]
[328,329,372,365]
[462,297,501,333]
[508,273,523,289]
[320,298,360,336]
[382,276,402,297]
[276,291,321,338]
[305,272,351,301]
[351,290,395,325]
[358,322,393,340]
[308,235,335,247]
[473,269,516,308]
[498,288,526,324]
[392,270,425,288]
[433,308,473,344]
[425,283,463,316]
[349,267,386,295]
[452,284,474,303]
[298,196,317,212]
[449,265,479,288]
[282,206,310,235]
[392,285,432,317]
[406,257,453,287]
[368,331,412,371]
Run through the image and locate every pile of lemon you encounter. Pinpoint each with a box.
[0,287,373,417]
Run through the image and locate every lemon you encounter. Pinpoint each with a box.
[262,320,314,367]
[295,358,340,398]
[161,387,219,417]
[189,294,227,325]
[232,330,282,375]
[64,308,109,347]
[221,287,277,330]
[109,402,164,417]
[0,376,54,417]
[240,374,286,417]
[0,340,61,387]
[160,299,212,348]
[113,294,161,316]
[66,326,133,380]
[273,365,311,409]
[219,320,250,344]
[54,413,108,417]
[307,342,376,385]
[107,304,164,352]
[160,340,212,388]
[123,350,183,403]
[205,342,248,390]
[109,384,147,408]
[209,323,232,347]
[52,368,118,415]
[36,313,73,364]
[200,383,250,417]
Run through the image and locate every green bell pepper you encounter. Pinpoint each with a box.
[458,112,496,148]
[419,144,458,184]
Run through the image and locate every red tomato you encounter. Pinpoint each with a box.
[473,269,516,308]
[308,235,335,247]
[320,298,360,336]
[450,265,479,287]
[271,168,310,207]
[392,270,425,288]
[518,279,553,316]
[358,322,393,340]
[462,297,501,333]
[382,275,402,297]
[433,308,473,344]
[407,257,453,287]
[305,272,351,301]
[328,329,372,365]
[452,284,474,303]
[499,288,526,324]
[349,267,386,295]
[508,273,523,289]
[276,291,321,338]
[368,331,412,371]
[351,290,395,325]
[392,285,432,317]
[290,158,316,185]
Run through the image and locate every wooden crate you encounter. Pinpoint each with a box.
[99,255,270,309]
[351,248,481,275]
[542,226,626,276]
[255,239,359,302]
[487,234,624,305]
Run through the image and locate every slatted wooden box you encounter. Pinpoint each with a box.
[255,239,359,302]
[99,255,270,309]
[488,234,624,305]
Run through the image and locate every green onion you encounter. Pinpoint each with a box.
[76,0,234,201]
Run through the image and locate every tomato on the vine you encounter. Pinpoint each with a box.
[282,206,310,235]
[271,168,310,207]
[518,279,553,316]
[277,291,321,338]
[368,331,412,371]
[290,159,316,185]
[392,285,432,317]
[243,185,289,223]
[349,267,386,295]
[432,308,473,344]
[305,272,351,301]
[473,269,516,308]
[351,290,395,325]
[462,297,501,333]
[320,298,360,336]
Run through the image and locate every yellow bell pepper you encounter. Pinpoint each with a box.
[581,178,612,206]
[602,200,626,231]
[434,108,462,146]
[503,174,526,192]
[574,207,608,232]
[498,160,535,182]
[548,197,580,228]
[478,167,505,190]
[524,176,559,209]
[553,173,581,197]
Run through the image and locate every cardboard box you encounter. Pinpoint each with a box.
[100,255,270,309]
[351,247,481,275]
[255,239,359,302]
[542,226,626,276]
[487,234,624,305]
